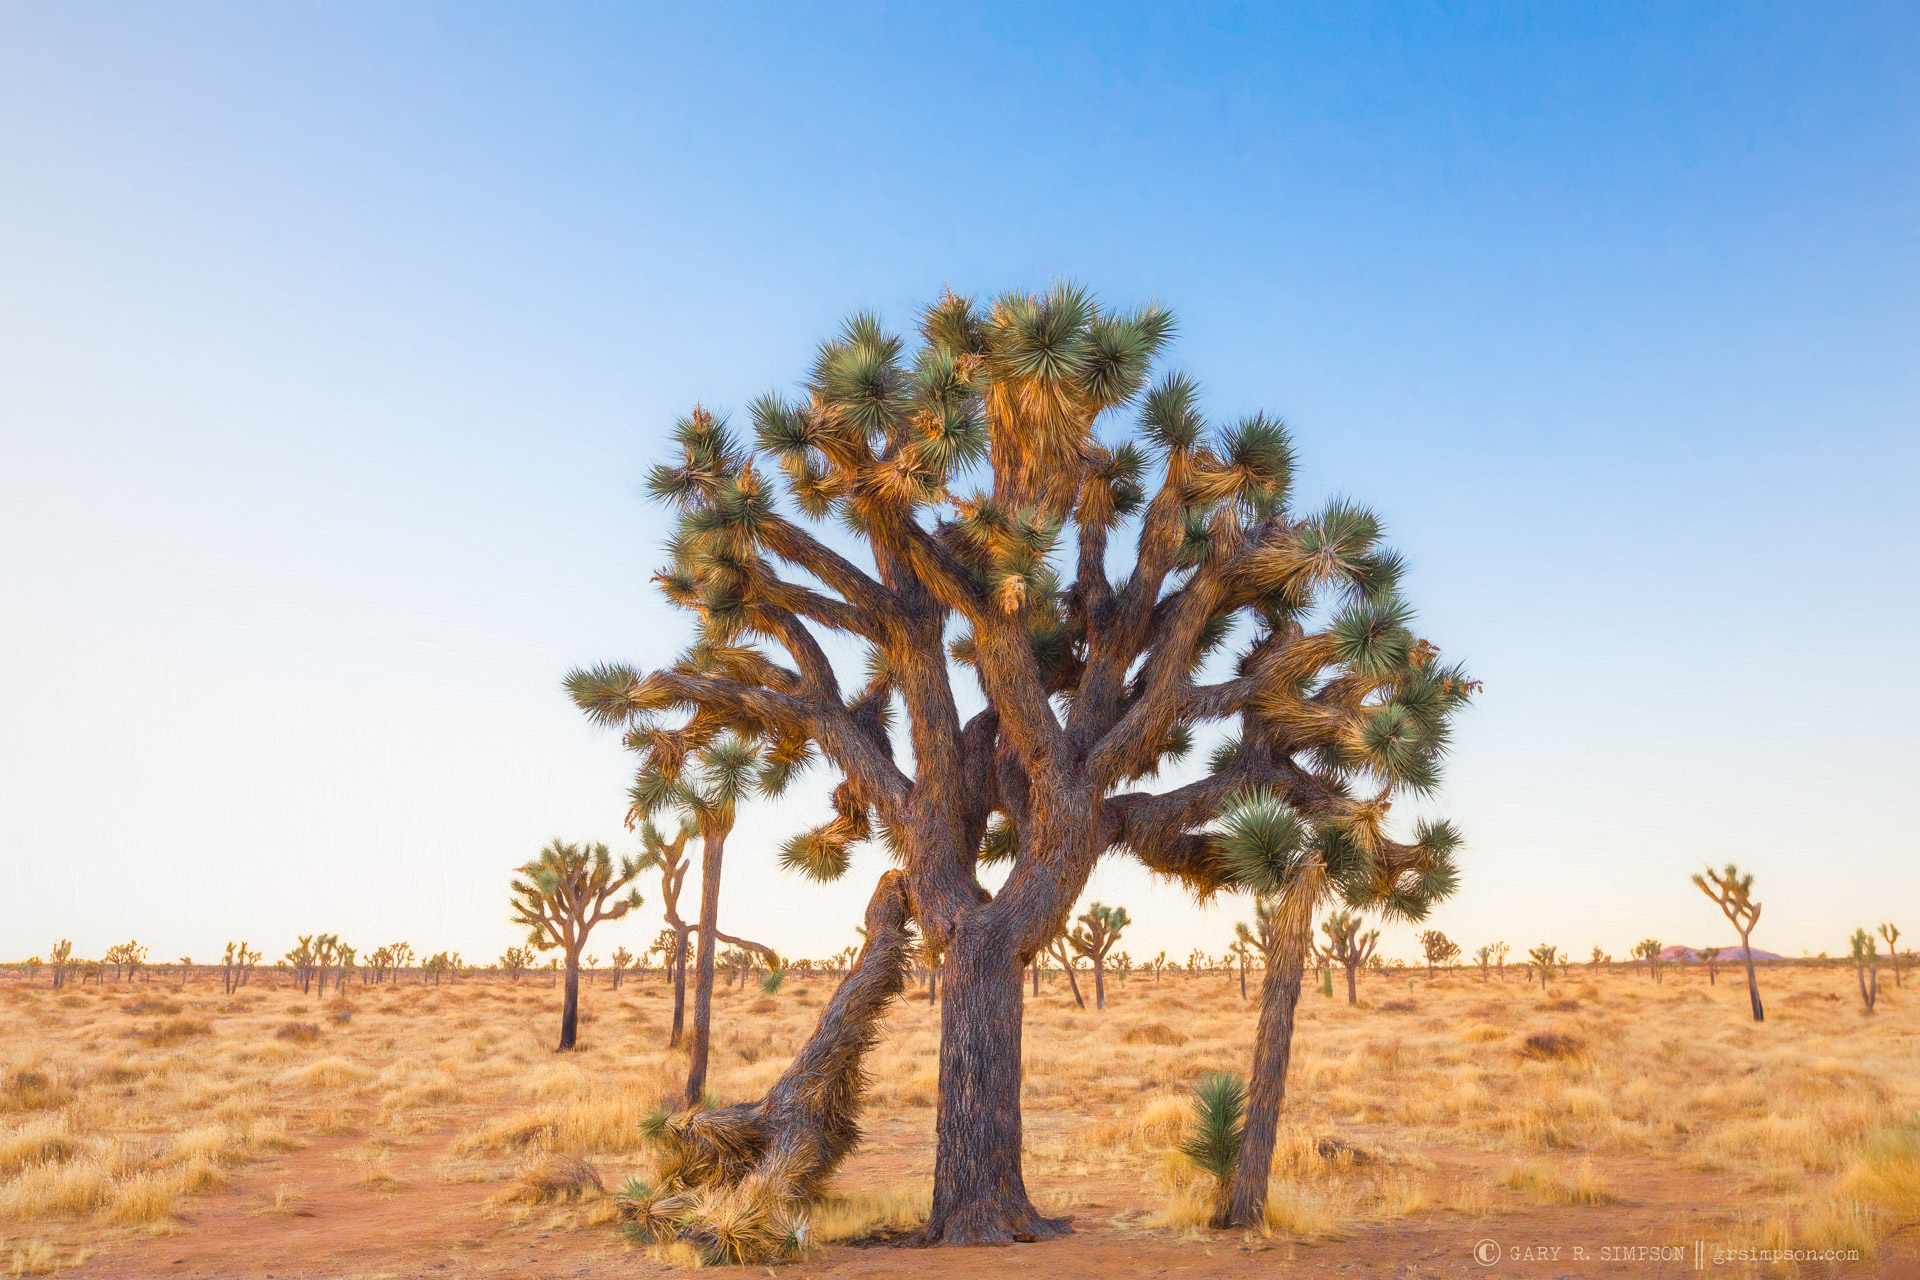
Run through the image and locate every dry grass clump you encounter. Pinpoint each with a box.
[1498,1159,1614,1204]
[1,1068,71,1113]
[273,1021,321,1044]
[504,1153,604,1203]
[135,1019,211,1048]
[1124,1023,1189,1047]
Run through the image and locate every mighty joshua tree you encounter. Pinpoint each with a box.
[1067,902,1130,1011]
[1419,929,1460,979]
[1527,944,1558,992]
[508,840,644,1050]
[1879,923,1902,989]
[566,285,1472,1245]
[1850,928,1880,1013]
[1693,863,1765,1022]
[1320,910,1381,1006]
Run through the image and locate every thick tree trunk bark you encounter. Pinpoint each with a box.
[559,951,581,1050]
[917,924,1068,1245]
[1344,962,1357,1005]
[1092,958,1106,1011]
[1221,931,1308,1228]
[1740,936,1764,1022]
[685,832,726,1103]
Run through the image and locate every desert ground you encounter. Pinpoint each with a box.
[1,961,1915,1278]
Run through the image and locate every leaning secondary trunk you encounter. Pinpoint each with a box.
[1740,935,1765,1022]
[685,831,727,1103]
[917,911,1069,1245]
[669,930,689,1048]
[1220,917,1310,1228]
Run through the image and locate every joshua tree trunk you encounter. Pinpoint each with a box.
[1538,965,1548,992]
[559,947,582,1050]
[1344,962,1358,1005]
[1739,932,1764,1022]
[685,830,726,1103]
[1221,920,1309,1228]
[669,930,690,1048]
[920,920,1068,1245]
[1091,956,1107,1011]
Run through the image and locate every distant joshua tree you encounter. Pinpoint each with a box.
[1879,924,1902,989]
[509,839,644,1051]
[386,942,415,985]
[1150,950,1168,983]
[1588,945,1606,969]
[1631,938,1662,984]
[1526,944,1558,992]
[1067,903,1130,1011]
[1692,863,1765,1022]
[1319,910,1379,1006]
[1419,930,1460,979]
[1473,945,1493,982]
[1850,929,1879,1013]
[498,945,533,982]
[1697,945,1722,985]
[49,939,74,990]
[1490,941,1509,981]
[609,947,634,990]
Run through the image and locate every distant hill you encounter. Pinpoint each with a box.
[1658,944,1786,963]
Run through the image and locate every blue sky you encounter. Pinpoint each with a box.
[2,3,1915,968]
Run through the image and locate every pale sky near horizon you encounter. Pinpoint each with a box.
[2,4,1916,971]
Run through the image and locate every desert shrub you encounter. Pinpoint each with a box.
[124,1000,183,1016]
[1377,1001,1418,1013]
[1517,1033,1584,1061]
[1845,1117,1920,1217]
[1124,1023,1188,1047]
[274,1021,322,1044]
[141,1018,212,1047]
[0,1067,71,1112]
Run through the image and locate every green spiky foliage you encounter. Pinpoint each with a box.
[509,839,644,1051]
[1177,1072,1248,1187]
[566,286,1474,1245]
[1692,863,1765,1021]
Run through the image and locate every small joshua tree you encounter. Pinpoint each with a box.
[1878,924,1902,989]
[1046,927,1087,1009]
[610,947,634,990]
[1320,910,1380,1007]
[1419,930,1460,980]
[499,945,532,982]
[386,942,415,985]
[1851,928,1879,1013]
[1631,938,1662,984]
[1692,863,1765,1021]
[1491,941,1509,981]
[1473,945,1492,982]
[1697,945,1722,985]
[1068,903,1130,1011]
[1527,944,1558,992]
[509,839,644,1050]
[49,939,74,990]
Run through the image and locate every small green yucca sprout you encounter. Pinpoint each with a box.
[1178,1072,1246,1187]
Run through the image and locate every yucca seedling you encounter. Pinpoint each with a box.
[1177,1072,1247,1189]
[1693,863,1766,1021]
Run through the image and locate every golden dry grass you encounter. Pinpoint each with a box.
[0,962,1913,1268]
